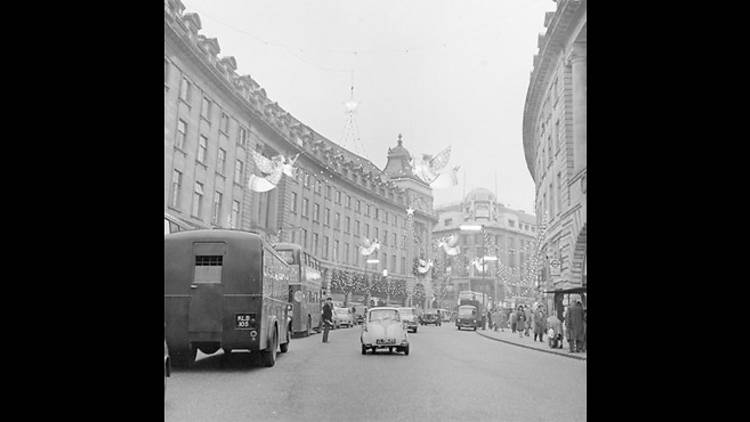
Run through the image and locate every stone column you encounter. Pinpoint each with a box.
[570,43,587,175]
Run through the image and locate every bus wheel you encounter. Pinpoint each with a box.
[279,326,290,353]
[261,329,278,367]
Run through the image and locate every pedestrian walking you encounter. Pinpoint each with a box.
[516,305,526,338]
[533,305,546,342]
[582,306,587,352]
[524,306,532,337]
[322,297,334,343]
[486,310,493,331]
[498,309,508,332]
[546,313,563,348]
[510,309,518,333]
[564,298,584,352]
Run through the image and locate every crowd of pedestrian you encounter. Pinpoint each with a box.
[485,297,587,353]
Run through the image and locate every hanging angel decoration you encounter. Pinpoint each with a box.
[410,146,460,189]
[247,149,299,192]
[471,257,489,274]
[359,238,381,256]
[416,259,434,274]
[437,234,461,256]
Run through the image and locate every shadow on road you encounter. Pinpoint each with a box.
[171,350,288,373]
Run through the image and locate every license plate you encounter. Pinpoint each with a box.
[376,338,395,345]
[236,313,253,328]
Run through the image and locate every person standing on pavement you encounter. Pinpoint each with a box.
[546,312,562,348]
[524,306,533,337]
[533,305,547,342]
[564,298,584,352]
[510,308,518,333]
[322,297,334,343]
[516,305,526,338]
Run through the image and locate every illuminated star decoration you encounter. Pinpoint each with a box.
[406,207,415,216]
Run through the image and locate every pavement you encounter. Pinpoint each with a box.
[165,323,586,421]
[474,326,587,360]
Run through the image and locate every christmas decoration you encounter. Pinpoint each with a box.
[437,234,460,256]
[247,149,298,192]
[410,146,452,184]
[359,238,381,256]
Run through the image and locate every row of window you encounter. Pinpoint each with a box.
[539,171,565,221]
[167,57,250,147]
[297,167,406,205]
[175,118,246,185]
[169,169,242,227]
[293,174,406,229]
[290,228,407,274]
[290,193,408,249]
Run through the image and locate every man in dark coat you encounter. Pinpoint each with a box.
[322,297,334,343]
[533,306,547,342]
[564,299,585,352]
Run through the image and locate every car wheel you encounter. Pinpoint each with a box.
[404,345,410,356]
[222,347,232,356]
[389,347,394,353]
[473,327,477,331]
[414,327,418,333]
[261,329,278,367]
[361,344,367,355]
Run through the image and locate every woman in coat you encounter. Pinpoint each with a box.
[516,306,526,338]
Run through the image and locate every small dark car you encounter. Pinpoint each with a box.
[419,310,442,326]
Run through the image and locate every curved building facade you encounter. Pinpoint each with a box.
[522,0,586,307]
[164,0,436,305]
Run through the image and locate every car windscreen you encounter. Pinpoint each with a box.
[398,309,414,317]
[369,309,400,322]
[334,308,349,315]
[458,307,476,317]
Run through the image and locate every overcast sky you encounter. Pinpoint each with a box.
[183,0,554,213]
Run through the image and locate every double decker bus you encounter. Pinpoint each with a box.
[165,229,293,368]
[273,242,322,337]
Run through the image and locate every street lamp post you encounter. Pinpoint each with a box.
[365,258,379,307]
[383,269,389,305]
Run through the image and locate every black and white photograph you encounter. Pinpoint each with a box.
[164,0,586,420]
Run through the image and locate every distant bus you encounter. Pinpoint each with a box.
[273,242,323,337]
[457,290,488,327]
[165,229,293,368]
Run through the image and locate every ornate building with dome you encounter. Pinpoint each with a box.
[432,189,537,309]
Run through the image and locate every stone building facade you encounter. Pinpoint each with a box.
[164,0,435,305]
[432,189,536,309]
[522,0,586,304]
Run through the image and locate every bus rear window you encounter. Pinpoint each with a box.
[194,255,223,283]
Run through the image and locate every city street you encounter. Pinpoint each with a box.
[165,324,586,422]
